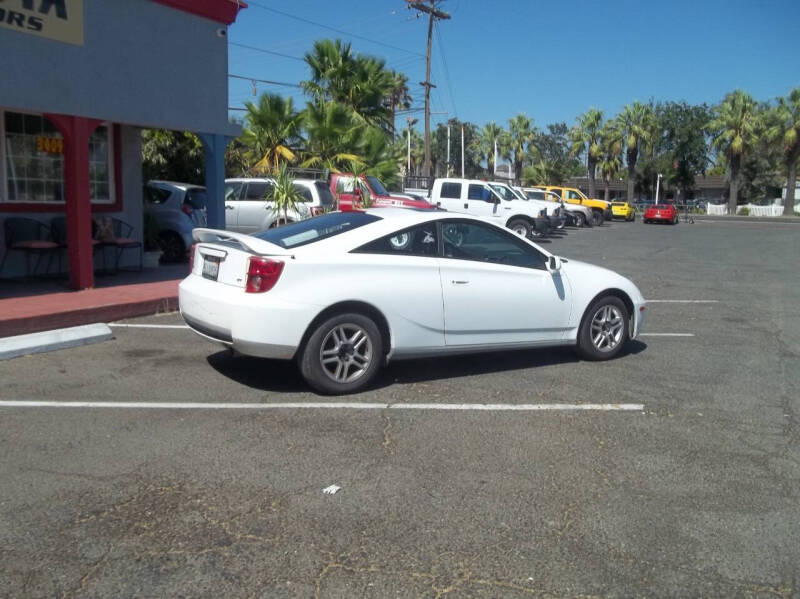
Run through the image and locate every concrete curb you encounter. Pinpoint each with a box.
[0,323,114,361]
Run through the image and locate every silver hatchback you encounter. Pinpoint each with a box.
[144,181,208,262]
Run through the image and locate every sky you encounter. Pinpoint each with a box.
[227,0,800,132]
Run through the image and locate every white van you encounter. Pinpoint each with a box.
[430,178,549,238]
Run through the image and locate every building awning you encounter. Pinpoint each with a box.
[149,0,247,25]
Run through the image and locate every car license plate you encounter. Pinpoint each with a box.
[202,256,220,281]
[656,212,661,217]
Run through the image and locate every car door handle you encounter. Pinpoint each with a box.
[451,280,469,285]
[503,206,511,210]
[225,205,234,210]
[463,203,468,209]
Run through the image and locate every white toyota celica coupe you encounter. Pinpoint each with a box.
[179,208,646,394]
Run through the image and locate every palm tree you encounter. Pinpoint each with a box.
[598,121,623,203]
[300,100,361,172]
[616,101,655,202]
[386,70,412,138]
[479,122,504,175]
[242,93,302,174]
[570,108,604,198]
[708,90,760,212]
[767,87,800,215]
[301,38,355,102]
[504,114,536,182]
[268,162,304,225]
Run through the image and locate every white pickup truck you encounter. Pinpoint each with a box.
[429,178,550,238]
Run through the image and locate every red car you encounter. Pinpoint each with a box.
[644,203,679,224]
[330,173,434,211]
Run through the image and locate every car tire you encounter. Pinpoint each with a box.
[158,231,186,263]
[591,210,604,226]
[574,212,587,228]
[507,218,531,239]
[299,312,384,395]
[576,295,629,361]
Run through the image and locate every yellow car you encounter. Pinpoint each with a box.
[611,201,636,221]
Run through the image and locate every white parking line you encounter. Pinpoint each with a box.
[0,400,644,412]
[109,324,189,329]
[640,333,695,337]
[646,300,719,303]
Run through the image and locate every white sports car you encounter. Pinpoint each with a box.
[179,209,646,394]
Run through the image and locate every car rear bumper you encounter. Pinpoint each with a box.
[179,274,321,359]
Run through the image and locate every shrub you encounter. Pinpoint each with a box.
[737,206,750,216]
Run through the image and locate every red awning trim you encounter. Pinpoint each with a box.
[149,0,247,25]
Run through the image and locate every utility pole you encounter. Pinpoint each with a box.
[446,125,450,177]
[407,1,450,179]
[460,125,464,177]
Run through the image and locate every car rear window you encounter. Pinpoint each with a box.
[184,188,208,210]
[252,211,381,249]
[314,181,336,207]
[652,204,670,209]
[612,202,626,206]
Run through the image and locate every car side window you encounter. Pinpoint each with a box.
[144,185,171,204]
[566,190,582,200]
[353,224,439,257]
[336,177,355,194]
[440,182,462,199]
[245,182,273,201]
[467,184,484,200]
[224,182,243,202]
[441,220,547,270]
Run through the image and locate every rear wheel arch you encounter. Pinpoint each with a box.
[296,301,392,360]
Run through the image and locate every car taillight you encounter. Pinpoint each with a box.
[189,244,196,270]
[245,257,284,293]
[181,203,193,216]
[310,206,323,216]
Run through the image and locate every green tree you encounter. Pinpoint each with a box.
[478,122,505,175]
[527,123,582,185]
[502,114,536,182]
[386,70,413,138]
[268,162,304,225]
[300,100,361,172]
[598,121,623,203]
[570,108,603,197]
[616,101,655,202]
[242,93,303,174]
[657,101,712,199]
[767,87,800,215]
[141,129,204,184]
[708,90,760,211]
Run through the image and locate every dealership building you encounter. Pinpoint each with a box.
[0,0,245,289]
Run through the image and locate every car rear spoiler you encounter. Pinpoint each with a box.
[192,228,289,256]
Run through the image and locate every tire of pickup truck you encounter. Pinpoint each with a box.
[591,210,604,226]
[507,218,531,239]
[573,212,587,228]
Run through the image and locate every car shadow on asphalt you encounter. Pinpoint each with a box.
[205,340,647,394]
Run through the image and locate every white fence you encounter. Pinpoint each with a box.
[706,203,799,216]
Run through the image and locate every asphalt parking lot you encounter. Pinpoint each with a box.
[1,218,798,598]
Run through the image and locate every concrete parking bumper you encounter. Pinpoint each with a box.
[0,323,113,361]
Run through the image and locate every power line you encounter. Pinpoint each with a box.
[435,22,458,118]
[246,1,425,58]
[228,41,305,62]
[228,73,302,88]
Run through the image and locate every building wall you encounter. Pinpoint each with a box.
[0,0,236,136]
[0,125,143,277]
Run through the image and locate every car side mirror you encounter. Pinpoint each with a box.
[547,255,561,272]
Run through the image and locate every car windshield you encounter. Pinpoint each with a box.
[488,184,517,201]
[366,176,389,196]
[252,211,381,249]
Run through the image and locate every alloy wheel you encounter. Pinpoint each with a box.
[590,305,624,352]
[319,324,373,383]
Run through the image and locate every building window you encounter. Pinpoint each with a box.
[1,110,114,204]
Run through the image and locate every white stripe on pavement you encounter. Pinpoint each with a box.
[0,400,644,412]
[109,324,189,329]
[640,333,695,337]
[646,300,719,303]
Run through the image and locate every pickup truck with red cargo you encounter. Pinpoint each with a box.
[330,173,434,210]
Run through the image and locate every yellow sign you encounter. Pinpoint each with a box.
[36,136,63,154]
[0,0,83,46]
